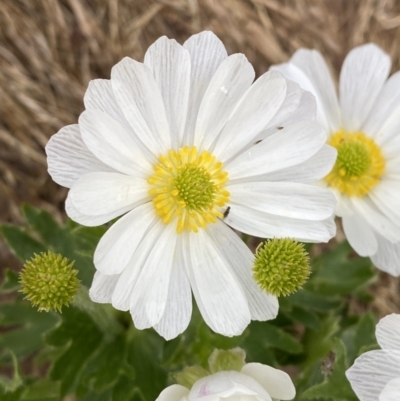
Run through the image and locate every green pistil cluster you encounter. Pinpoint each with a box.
[19,251,80,312]
[336,141,370,178]
[253,238,310,297]
[174,164,216,211]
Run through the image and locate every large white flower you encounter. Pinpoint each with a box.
[157,363,295,401]
[272,44,400,276]
[46,31,336,340]
[346,314,400,401]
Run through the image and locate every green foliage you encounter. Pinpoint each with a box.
[302,339,357,401]
[0,206,380,400]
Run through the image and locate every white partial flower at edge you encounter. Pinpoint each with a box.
[46,31,336,340]
[272,44,400,276]
[346,314,400,401]
[157,363,295,401]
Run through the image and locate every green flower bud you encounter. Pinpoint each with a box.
[253,238,310,297]
[19,251,80,312]
[175,366,210,388]
[208,348,246,373]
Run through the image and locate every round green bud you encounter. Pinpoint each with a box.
[19,251,80,312]
[253,238,310,297]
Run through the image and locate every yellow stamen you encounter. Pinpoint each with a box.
[325,130,385,197]
[148,147,230,233]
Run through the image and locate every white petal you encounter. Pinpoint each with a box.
[190,371,271,401]
[65,190,133,227]
[228,181,335,220]
[154,236,192,340]
[144,37,191,149]
[195,54,255,150]
[111,219,165,311]
[111,57,171,155]
[46,124,114,188]
[376,314,400,351]
[371,234,400,277]
[333,191,354,217]
[186,230,251,336]
[70,172,149,216]
[346,350,400,401]
[256,145,337,184]
[351,197,400,242]
[130,222,177,329]
[156,385,189,401]
[370,180,400,225]
[249,82,313,147]
[342,214,378,256]
[380,377,400,401]
[263,79,302,130]
[282,88,317,125]
[340,44,391,131]
[207,221,278,321]
[79,109,153,176]
[225,203,333,242]
[241,363,296,400]
[84,79,132,132]
[94,203,157,275]
[183,31,228,145]
[272,50,341,131]
[89,271,120,304]
[213,70,288,162]
[362,71,400,139]
[226,121,327,181]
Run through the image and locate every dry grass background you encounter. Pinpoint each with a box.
[1,0,400,312]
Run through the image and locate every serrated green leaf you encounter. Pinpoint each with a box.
[303,314,340,369]
[46,306,104,396]
[0,225,46,262]
[309,241,376,296]
[241,321,303,365]
[20,379,60,400]
[0,350,23,392]
[126,329,168,401]
[302,338,357,401]
[83,334,127,393]
[341,313,378,362]
[288,289,342,313]
[0,302,58,359]
[0,269,20,293]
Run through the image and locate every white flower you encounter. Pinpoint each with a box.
[158,363,295,401]
[346,314,400,401]
[46,31,336,340]
[272,44,400,276]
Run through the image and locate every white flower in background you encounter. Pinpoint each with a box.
[46,31,336,340]
[158,363,295,401]
[272,44,400,276]
[346,314,400,401]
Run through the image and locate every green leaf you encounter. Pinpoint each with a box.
[241,321,303,365]
[309,241,376,296]
[126,329,168,401]
[45,306,104,396]
[0,350,23,392]
[0,302,58,360]
[341,313,378,362]
[0,269,20,293]
[20,379,60,401]
[0,225,46,262]
[302,338,357,401]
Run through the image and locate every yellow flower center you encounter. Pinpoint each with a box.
[148,146,230,233]
[325,130,385,197]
